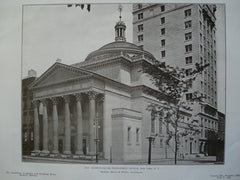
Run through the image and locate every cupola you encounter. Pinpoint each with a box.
[114,5,126,42]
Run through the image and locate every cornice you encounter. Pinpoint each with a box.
[30,62,93,89]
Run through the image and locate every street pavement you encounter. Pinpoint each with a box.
[23,156,221,165]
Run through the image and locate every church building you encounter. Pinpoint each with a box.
[28,17,199,163]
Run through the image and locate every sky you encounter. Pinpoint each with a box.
[22,3,225,113]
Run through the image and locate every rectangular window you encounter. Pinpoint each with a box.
[186,69,192,76]
[30,131,34,141]
[138,13,143,20]
[200,45,203,53]
[160,139,163,148]
[151,110,155,133]
[159,117,163,134]
[161,28,165,35]
[138,45,143,50]
[200,21,202,30]
[161,50,165,58]
[186,93,192,101]
[185,44,192,53]
[127,127,131,142]
[161,5,165,12]
[185,9,191,17]
[138,34,143,42]
[185,56,192,64]
[161,17,165,24]
[185,21,192,29]
[137,4,142,9]
[161,39,165,47]
[200,33,202,42]
[185,32,192,41]
[24,131,28,142]
[138,24,143,32]
[136,128,140,143]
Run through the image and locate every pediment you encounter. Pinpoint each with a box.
[31,63,93,88]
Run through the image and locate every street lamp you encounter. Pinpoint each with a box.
[93,113,101,163]
[146,136,155,164]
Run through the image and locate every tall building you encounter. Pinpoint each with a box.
[133,4,219,155]
[22,69,37,155]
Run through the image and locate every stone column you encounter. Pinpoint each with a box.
[51,97,59,154]
[32,100,40,153]
[75,93,83,155]
[63,95,71,155]
[41,99,49,154]
[101,94,109,159]
[87,91,98,155]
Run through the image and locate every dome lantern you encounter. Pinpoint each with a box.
[115,5,126,42]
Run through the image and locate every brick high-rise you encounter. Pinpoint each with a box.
[133,4,219,156]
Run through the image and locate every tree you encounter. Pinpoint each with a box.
[142,60,209,164]
[67,4,91,12]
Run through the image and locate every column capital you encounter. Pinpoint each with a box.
[50,97,59,105]
[98,95,104,103]
[32,100,40,107]
[87,91,98,100]
[40,99,48,106]
[63,95,71,103]
[74,93,83,102]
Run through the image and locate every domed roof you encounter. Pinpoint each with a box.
[85,41,154,61]
[99,41,142,51]
[84,18,155,61]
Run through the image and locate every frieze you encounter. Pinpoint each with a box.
[31,75,92,90]
[111,113,142,120]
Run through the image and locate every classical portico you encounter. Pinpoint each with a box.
[32,89,104,157]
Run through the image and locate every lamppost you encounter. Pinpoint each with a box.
[146,136,155,164]
[93,113,100,163]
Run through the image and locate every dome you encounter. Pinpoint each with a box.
[84,18,155,61]
[99,41,141,51]
[85,41,155,61]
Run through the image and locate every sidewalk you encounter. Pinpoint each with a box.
[23,155,219,165]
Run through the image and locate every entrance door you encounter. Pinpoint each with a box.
[71,136,75,154]
[58,139,63,153]
[83,139,87,155]
[190,142,192,154]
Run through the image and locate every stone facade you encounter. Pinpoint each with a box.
[26,17,200,162]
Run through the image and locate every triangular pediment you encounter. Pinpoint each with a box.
[31,62,93,88]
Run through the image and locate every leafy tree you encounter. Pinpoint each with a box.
[67,4,91,12]
[143,60,209,164]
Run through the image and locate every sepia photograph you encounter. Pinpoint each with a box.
[21,3,226,165]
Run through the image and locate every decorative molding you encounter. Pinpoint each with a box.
[50,97,59,105]
[30,62,93,89]
[87,91,98,100]
[111,114,142,120]
[74,93,83,102]
[63,95,71,103]
[40,99,48,106]
[32,100,39,108]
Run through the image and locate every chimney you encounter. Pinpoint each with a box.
[56,58,62,63]
[28,69,37,77]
